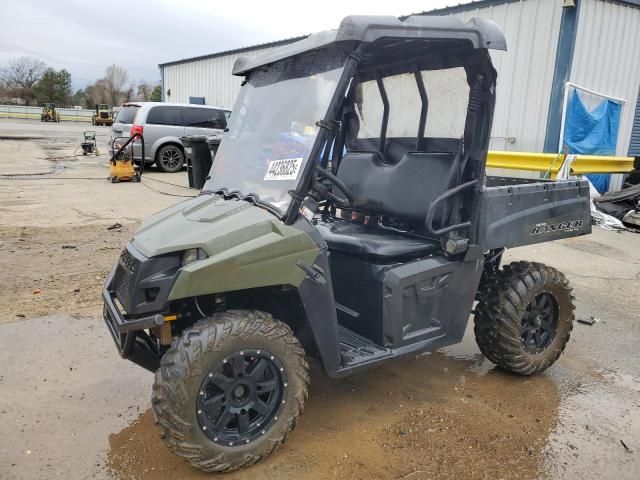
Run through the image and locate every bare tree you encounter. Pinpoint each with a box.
[1,56,46,88]
[85,79,109,107]
[137,81,152,102]
[0,56,46,104]
[104,64,129,106]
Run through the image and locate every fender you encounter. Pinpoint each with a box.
[291,219,343,376]
[132,196,343,375]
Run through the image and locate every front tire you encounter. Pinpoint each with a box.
[474,261,574,375]
[155,145,184,172]
[152,310,309,472]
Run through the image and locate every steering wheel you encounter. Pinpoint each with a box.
[314,164,353,208]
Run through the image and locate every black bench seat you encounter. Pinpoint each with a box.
[315,218,440,260]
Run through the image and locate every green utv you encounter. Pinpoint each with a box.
[103,15,591,471]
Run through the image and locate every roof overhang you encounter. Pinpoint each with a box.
[232,15,506,76]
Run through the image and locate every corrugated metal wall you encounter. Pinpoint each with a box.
[570,0,640,156]
[441,0,563,152]
[630,87,640,156]
[162,44,287,109]
[162,0,640,160]
[162,0,563,154]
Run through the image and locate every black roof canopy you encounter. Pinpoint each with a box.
[232,15,506,76]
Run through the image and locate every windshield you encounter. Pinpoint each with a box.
[203,49,348,214]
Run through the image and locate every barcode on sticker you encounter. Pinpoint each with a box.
[264,158,303,181]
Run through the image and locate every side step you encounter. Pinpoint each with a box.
[338,325,392,369]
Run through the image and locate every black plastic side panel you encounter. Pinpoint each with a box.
[478,177,592,250]
[297,251,342,375]
[383,256,484,348]
[291,218,342,376]
[329,251,390,345]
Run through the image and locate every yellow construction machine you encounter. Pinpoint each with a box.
[92,104,113,126]
[40,103,60,122]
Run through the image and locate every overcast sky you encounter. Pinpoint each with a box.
[0,0,462,90]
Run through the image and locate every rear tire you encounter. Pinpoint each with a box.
[474,261,574,375]
[156,145,184,173]
[152,310,309,472]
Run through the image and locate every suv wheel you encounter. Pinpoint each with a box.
[152,310,309,472]
[156,145,184,172]
[474,261,574,375]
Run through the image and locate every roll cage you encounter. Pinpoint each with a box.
[232,15,504,248]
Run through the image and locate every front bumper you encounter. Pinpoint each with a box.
[103,268,164,372]
[102,243,181,372]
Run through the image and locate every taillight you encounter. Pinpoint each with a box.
[130,124,143,137]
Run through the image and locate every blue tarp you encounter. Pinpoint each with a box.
[563,90,622,193]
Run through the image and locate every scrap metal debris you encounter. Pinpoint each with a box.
[577,316,599,326]
[107,223,123,230]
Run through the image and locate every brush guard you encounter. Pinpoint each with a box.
[103,265,162,372]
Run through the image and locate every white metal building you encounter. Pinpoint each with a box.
[159,37,305,110]
[160,0,640,156]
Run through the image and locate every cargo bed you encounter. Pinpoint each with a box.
[477,176,592,250]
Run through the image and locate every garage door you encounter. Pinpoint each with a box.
[630,88,640,156]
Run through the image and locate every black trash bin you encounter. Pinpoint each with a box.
[206,135,222,162]
[181,135,212,189]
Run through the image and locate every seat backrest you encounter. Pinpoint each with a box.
[337,150,455,222]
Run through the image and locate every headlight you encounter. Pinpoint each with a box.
[181,248,207,267]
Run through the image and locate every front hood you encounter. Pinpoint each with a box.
[131,194,311,258]
[131,194,320,299]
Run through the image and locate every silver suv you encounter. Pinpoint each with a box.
[111,102,231,172]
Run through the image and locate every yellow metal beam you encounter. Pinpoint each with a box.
[486,151,634,178]
[570,155,635,175]
[487,151,564,177]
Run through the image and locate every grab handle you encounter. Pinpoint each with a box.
[425,179,478,236]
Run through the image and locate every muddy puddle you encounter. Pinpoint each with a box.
[105,336,640,480]
[542,365,640,479]
[106,349,560,480]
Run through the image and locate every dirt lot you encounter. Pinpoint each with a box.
[0,118,639,480]
[0,120,195,322]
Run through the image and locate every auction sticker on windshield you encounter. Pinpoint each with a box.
[264,158,303,181]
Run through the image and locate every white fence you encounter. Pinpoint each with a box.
[0,104,94,122]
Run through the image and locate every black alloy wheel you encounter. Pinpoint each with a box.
[521,292,558,353]
[196,349,286,446]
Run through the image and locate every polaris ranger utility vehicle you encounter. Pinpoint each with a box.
[103,15,591,472]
